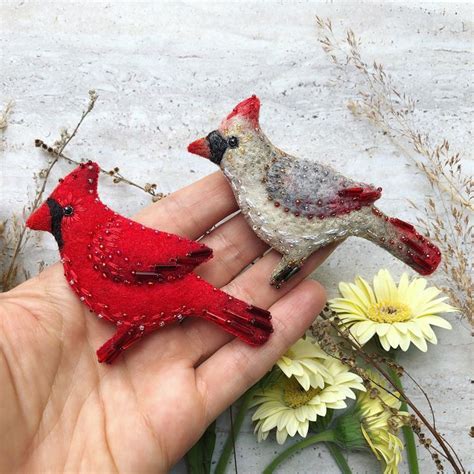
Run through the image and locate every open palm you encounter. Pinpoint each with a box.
[0,172,328,473]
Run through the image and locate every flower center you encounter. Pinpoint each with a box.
[283,377,321,408]
[367,301,412,323]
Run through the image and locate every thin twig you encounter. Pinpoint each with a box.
[33,140,165,201]
[319,312,464,473]
[2,91,98,290]
[0,100,14,130]
[315,15,472,324]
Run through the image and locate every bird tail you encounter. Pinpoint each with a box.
[367,208,441,275]
[199,288,273,345]
[97,325,143,364]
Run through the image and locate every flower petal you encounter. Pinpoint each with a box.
[276,428,288,444]
[410,334,428,352]
[418,315,452,330]
[298,420,309,438]
[357,323,377,345]
[407,321,423,338]
[354,276,377,306]
[286,415,299,436]
[398,332,411,351]
[386,326,401,348]
[373,269,397,302]
[379,335,392,351]
[376,323,391,337]
[338,281,372,312]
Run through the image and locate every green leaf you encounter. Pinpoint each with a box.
[185,421,217,474]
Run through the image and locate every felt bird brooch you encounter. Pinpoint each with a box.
[26,162,273,363]
[188,96,441,287]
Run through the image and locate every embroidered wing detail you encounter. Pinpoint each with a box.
[90,216,212,284]
[265,154,382,218]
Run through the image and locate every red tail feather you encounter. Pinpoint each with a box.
[97,325,143,364]
[388,217,441,275]
[201,295,273,345]
[370,210,441,275]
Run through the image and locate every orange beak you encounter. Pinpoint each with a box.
[187,137,211,159]
[26,200,52,232]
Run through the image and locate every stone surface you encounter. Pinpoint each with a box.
[1,1,472,472]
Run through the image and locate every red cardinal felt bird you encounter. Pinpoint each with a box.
[26,162,272,363]
[188,96,441,287]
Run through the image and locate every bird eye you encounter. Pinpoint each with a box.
[63,205,74,216]
[228,136,239,148]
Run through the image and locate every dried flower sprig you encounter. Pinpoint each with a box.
[313,306,464,473]
[1,91,98,291]
[0,100,14,130]
[34,140,165,202]
[315,16,473,324]
[1,91,166,292]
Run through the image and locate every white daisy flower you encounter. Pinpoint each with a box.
[276,336,332,390]
[251,355,365,444]
[329,269,456,352]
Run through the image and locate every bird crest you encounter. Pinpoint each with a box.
[222,95,260,129]
[54,161,99,200]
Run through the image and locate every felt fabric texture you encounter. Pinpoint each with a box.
[223,94,260,129]
[188,95,441,282]
[26,162,273,363]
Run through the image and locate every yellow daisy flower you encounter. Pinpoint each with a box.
[251,353,365,444]
[329,269,456,352]
[356,372,408,474]
[276,336,332,390]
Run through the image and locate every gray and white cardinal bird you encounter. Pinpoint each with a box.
[188,96,441,287]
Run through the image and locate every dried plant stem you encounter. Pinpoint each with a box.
[33,141,165,201]
[386,364,419,474]
[320,313,464,473]
[2,91,166,291]
[2,91,98,290]
[0,101,14,130]
[374,122,471,210]
[315,16,473,323]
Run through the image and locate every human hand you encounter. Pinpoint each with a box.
[0,172,329,473]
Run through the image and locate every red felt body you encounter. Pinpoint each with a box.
[26,162,273,363]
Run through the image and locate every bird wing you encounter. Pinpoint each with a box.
[90,216,212,284]
[266,154,382,218]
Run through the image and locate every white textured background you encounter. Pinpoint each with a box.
[1,1,472,473]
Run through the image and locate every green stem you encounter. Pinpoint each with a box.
[387,364,420,474]
[214,386,258,474]
[185,421,216,474]
[325,442,353,474]
[262,430,336,474]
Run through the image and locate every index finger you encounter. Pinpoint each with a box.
[134,171,238,238]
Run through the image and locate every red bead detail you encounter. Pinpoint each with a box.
[387,216,441,275]
[338,187,363,196]
[389,217,415,232]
